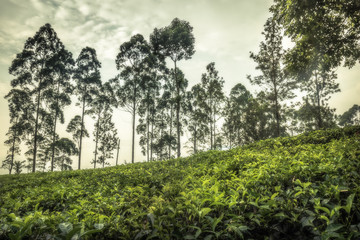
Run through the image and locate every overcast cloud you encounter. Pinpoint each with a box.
[0,0,359,174]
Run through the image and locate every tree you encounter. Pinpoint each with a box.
[9,23,69,172]
[201,62,225,150]
[242,92,273,142]
[249,17,296,137]
[52,138,77,171]
[185,84,208,154]
[42,47,74,171]
[90,81,117,168]
[13,161,26,174]
[271,1,360,70]
[97,111,118,168]
[73,47,101,169]
[66,115,89,153]
[2,89,33,174]
[114,34,155,163]
[293,97,336,132]
[339,104,360,126]
[150,18,195,158]
[222,83,251,148]
[137,60,163,162]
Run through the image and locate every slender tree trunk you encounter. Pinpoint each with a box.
[51,82,61,172]
[78,95,86,170]
[174,61,181,158]
[131,87,136,164]
[146,101,150,162]
[213,110,216,149]
[194,127,197,154]
[50,110,58,171]
[150,119,154,161]
[116,139,120,165]
[169,105,173,159]
[160,120,164,160]
[210,120,213,150]
[102,150,105,168]
[274,83,281,137]
[9,128,17,175]
[93,110,101,169]
[32,83,42,173]
[315,71,323,129]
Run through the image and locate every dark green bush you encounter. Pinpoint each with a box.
[1,126,359,239]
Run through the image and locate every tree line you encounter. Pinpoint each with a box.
[2,3,360,174]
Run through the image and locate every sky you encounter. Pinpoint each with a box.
[0,0,359,174]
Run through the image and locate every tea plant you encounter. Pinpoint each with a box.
[0,126,359,239]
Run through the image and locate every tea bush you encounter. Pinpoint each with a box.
[0,126,359,239]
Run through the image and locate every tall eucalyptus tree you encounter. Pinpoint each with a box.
[114,34,155,163]
[150,18,195,157]
[2,89,33,174]
[201,62,225,150]
[8,23,71,172]
[249,17,295,137]
[73,47,101,169]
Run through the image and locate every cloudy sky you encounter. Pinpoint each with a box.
[0,0,359,174]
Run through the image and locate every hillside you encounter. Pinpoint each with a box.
[0,126,359,239]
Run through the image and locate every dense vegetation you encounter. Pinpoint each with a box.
[1,126,359,239]
[3,1,360,174]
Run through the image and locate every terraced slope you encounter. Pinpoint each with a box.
[0,126,359,239]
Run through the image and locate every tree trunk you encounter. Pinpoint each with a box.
[213,110,216,149]
[50,110,58,171]
[146,101,150,162]
[32,82,42,173]
[9,127,16,175]
[174,61,181,158]
[315,71,323,129]
[51,81,61,172]
[274,83,281,137]
[93,110,101,169]
[194,127,197,154]
[150,119,154,161]
[116,139,120,165]
[169,104,173,159]
[131,86,136,164]
[78,92,86,170]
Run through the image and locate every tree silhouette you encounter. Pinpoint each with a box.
[114,34,155,163]
[339,104,360,126]
[90,81,117,168]
[249,17,296,137]
[66,115,89,154]
[201,62,225,150]
[42,47,74,171]
[9,23,69,172]
[52,138,77,171]
[150,18,195,158]
[2,89,33,174]
[223,83,251,147]
[185,84,208,154]
[73,47,101,169]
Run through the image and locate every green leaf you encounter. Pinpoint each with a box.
[344,194,355,214]
[326,224,343,233]
[199,208,212,218]
[59,222,73,235]
[315,206,330,215]
[271,192,279,200]
[94,223,104,230]
[147,213,155,228]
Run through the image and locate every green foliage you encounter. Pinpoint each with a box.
[0,126,359,239]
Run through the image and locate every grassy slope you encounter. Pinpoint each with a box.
[0,126,359,239]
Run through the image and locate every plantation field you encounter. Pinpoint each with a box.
[0,126,360,239]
